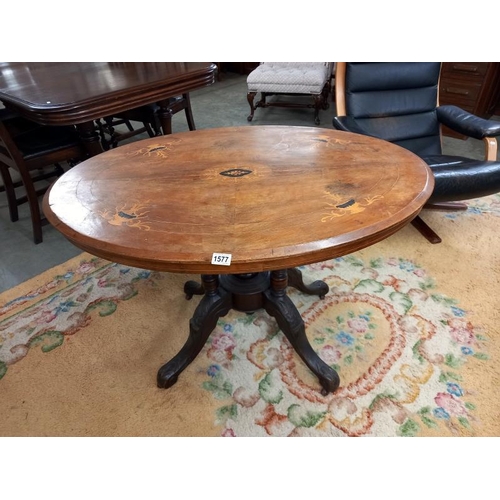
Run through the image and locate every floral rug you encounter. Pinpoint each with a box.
[1,195,499,436]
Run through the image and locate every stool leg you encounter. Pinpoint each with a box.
[313,95,322,125]
[247,92,257,121]
[321,83,330,110]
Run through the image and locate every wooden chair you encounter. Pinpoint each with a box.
[96,93,196,150]
[333,62,500,243]
[0,109,87,243]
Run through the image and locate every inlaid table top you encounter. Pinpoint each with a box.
[43,126,434,274]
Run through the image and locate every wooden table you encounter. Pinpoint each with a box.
[43,126,434,394]
[0,62,216,156]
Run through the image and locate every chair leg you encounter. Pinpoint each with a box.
[163,113,173,135]
[124,120,134,132]
[424,202,468,211]
[141,122,155,138]
[53,163,65,177]
[95,119,110,151]
[17,164,44,244]
[411,202,470,244]
[411,215,442,244]
[247,92,257,121]
[0,163,19,222]
[105,117,121,149]
[182,93,196,131]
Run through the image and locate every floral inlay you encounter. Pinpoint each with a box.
[321,190,384,221]
[129,139,181,158]
[99,202,151,230]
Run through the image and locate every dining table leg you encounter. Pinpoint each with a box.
[76,121,104,157]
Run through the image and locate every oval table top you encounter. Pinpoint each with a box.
[43,126,434,274]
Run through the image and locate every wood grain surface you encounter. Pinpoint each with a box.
[43,126,434,273]
[0,62,216,125]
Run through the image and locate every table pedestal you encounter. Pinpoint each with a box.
[157,269,340,395]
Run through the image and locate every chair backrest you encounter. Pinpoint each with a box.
[0,112,86,171]
[335,62,443,156]
[0,112,87,243]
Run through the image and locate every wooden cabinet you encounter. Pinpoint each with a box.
[439,62,500,139]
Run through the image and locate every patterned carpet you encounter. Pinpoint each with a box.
[1,195,499,436]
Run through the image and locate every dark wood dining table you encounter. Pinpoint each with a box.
[0,62,217,157]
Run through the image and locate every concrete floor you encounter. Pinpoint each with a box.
[0,72,496,294]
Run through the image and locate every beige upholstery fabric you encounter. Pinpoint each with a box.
[247,62,333,94]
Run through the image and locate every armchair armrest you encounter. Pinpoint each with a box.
[437,105,500,140]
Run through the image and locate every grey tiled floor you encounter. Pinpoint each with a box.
[0,72,495,294]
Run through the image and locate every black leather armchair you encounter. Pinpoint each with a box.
[332,62,500,243]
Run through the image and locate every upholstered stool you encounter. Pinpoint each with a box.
[247,62,333,124]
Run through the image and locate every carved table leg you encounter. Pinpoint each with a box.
[157,275,232,388]
[263,270,340,395]
[76,121,103,157]
[184,280,205,300]
[156,99,174,135]
[287,267,329,299]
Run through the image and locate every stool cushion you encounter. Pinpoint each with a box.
[247,62,331,94]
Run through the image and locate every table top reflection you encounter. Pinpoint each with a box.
[0,62,217,125]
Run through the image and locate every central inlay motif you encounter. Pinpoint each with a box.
[219,168,253,177]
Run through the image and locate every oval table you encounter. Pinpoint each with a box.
[43,126,434,395]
